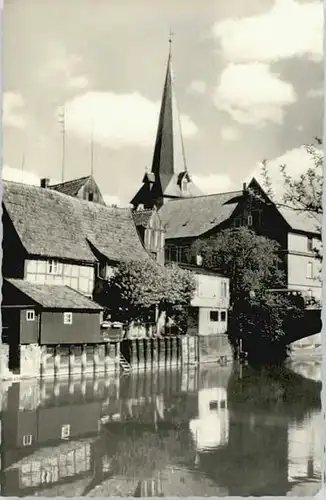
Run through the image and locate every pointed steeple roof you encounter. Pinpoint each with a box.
[130,42,201,209]
[151,49,187,177]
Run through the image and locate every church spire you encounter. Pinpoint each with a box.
[130,38,201,210]
[151,36,188,177]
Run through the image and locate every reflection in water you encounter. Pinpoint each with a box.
[189,387,229,451]
[0,361,321,497]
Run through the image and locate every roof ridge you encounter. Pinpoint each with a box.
[164,188,243,202]
[50,175,92,188]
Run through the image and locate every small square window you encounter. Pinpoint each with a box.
[26,310,35,322]
[23,434,32,446]
[220,400,226,409]
[61,424,70,439]
[210,310,219,322]
[63,312,73,325]
[209,401,218,410]
[221,311,227,322]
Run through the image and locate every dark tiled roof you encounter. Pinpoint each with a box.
[132,209,153,227]
[278,206,321,234]
[3,180,149,263]
[6,279,103,310]
[50,176,92,196]
[159,190,243,239]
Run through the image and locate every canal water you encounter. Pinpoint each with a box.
[0,360,322,497]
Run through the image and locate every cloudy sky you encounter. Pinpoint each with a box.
[3,0,323,206]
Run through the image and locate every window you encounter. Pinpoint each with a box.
[61,424,71,439]
[247,214,253,226]
[23,434,32,446]
[221,311,227,322]
[47,259,60,275]
[209,401,218,410]
[306,262,313,279]
[220,400,226,409]
[26,310,35,322]
[63,312,73,325]
[88,192,94,202]
[181,178,188,192]
[307,237,313,252]
[233,217,242,228]
[221,281,227,298]
[210,310,219,322]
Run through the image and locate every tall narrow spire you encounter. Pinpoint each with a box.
[151,37,188,177]
[130,39,201,209]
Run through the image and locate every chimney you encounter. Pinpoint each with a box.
[243,182,247,193]
[40,178,50,188]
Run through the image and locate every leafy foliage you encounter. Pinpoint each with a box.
[192,227,303,365]
[95,259,196,332]
[261,140,322,231]
[193,227,285,304]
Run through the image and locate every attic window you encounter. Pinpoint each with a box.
[63,312,73,325]
[88,192,94,202]
[26,310,35,322]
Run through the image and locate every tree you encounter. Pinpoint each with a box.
[95,259,195,334]
[193,227,285,304]
[261,140,322,231]
[192,227,302,365]
[162,264,197,332]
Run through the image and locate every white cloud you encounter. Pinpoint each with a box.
[247,145,320,200]
[188,80,207,94]
[221,126,241,141]
[192,173,233,194]
[307,88,323,99]
[213,0,323,63]
[62,91,198,148]
[214,63,296,126]
[103,194,122,207]
[2,165,41,185]
[3,92,27,128]
[39,47,89,90]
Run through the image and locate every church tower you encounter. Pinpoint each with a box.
[131,40,201,210]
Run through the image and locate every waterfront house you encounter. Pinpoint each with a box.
[158,178,322,304]
[3,179,149,297]
[2,278,103,346]
[2,179,150,375]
